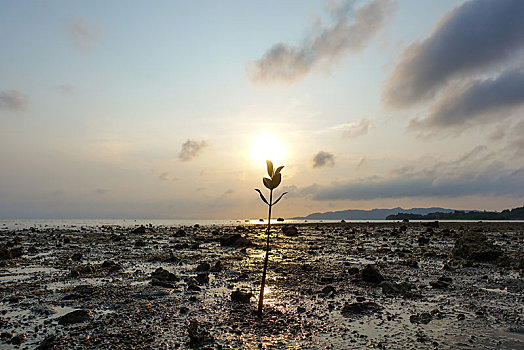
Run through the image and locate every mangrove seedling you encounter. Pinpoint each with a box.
[255,160,287,318]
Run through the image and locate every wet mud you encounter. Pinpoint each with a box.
[1,222,523,349]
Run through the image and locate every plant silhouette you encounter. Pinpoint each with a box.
[255,160,287,318]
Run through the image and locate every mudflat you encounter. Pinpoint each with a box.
[1,221,523,349]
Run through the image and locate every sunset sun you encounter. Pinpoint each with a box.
[250,132,286,165]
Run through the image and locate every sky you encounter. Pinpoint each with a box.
[1,0,523,219]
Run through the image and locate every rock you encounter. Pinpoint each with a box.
[277,217,285,222]
[187,319,212,348]
[135,239,146,247]
[380,281,414,297]
[151,267,178,287]
[35,335,55,350]
[410,312,432,324]
[422,221,439,228]
[210,261,222,272]
[101,260,121,272]
[452,232,503,262]
[231,289,252,303]
[341,301,383,315]
[131,225,146,234]
[430,276,452,289]
[347,267,360,275]
[0,246,12,260]
[196,273,209,285]
[282,225,299,237]
[321,285,336,296]
[220,234,252,247]
[418,236,430,245]
[196,262,210,272]
[71,252,82,261]
[58,309,93,325]
[173,229,186,237]
[360,265,384,284]
[457,313,466,321]
[405,259,419,268]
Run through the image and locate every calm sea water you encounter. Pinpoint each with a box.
[1,218,522,231]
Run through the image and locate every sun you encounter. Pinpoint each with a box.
[251,132,286,166]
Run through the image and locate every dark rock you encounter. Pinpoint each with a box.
[101,260,121,272]
[196,262,210,272]
[35,335,55,350]
[135,239,146,247]
[220,234,251,247]
[418,236,430,245]
[422,221,439,228]
[276,217,285,222]
[457,313,465,321]
[10,334,25,345]
[347,267,360,275]
[321,285,335,295]
[282,225,299,237]
[410,312,432,324]
[151,267,178,287]
[71,252,82,261]
[58,309,93,325]
[132,225,146,234]
[405,259,419,268]
[360,265,384,284]
[210,261,222,272]
[452,232,503,262]
[231,289,252,303]
[187,319,212,348]
[356,296,366,302]
[174,229,186,237]
[341,301,383,315]
[196,273,209,285]
[380,281,414,297]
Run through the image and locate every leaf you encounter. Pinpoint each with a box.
[266,160,274,178]
[270,172,281,189]
[263,177,272,189]
[254,189,269,205]
[274,166,284,175]
[272,192,288,206]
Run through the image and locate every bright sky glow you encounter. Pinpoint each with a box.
[251,133,286,167]
[1,0,523,219]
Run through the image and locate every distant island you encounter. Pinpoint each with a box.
[386,206,524,220]
[293,207,457,220]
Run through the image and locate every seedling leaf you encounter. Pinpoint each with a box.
[254,189,269,205]
[272,192,288,206]
[263,177,272,189]
[266,160,274,177]
[270,172,281,189]
[274,166,284,175]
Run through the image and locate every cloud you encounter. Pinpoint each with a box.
[383,0,524,107]
[179,140,208,162]
[310,146,524,200]
[410,68,524,129]
[313,167,524,200]
[0,90,29,111]
[95,189,109,195]
[69,17,103,52]
[159,172,169,181]
[343,118,372,138]
[247,0,396,83]
[312,151,335,168]
[58,84,75,95]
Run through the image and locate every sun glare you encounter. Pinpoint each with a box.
[251,133,286,166]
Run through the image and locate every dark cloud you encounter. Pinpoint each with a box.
[69,17,103,52]
[313,167,524,200]
[384,0,524,107]
[410,69,524,129]
[178,140,208,162]
[0,90,29,111]
[312,151,335,168]
[95,189,109,195]
[343,118,372,138]
[310,146,523,200]
[247,0,396,83]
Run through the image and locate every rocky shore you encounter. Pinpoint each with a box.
[1,221,523,349]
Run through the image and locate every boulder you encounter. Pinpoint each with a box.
[282,225,299,237]
[360,265,384,284]
[58,309,93,325]
[452,232,503,262]
[220,234,251,247]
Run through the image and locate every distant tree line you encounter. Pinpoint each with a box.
[386,206,524,220]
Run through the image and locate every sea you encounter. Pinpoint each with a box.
[1,218,522,231]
